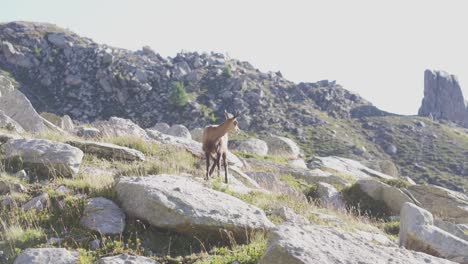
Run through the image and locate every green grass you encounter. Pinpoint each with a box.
[383,178,411,189]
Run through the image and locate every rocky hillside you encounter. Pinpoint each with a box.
[0,111,468,263]
[0,20,467,193]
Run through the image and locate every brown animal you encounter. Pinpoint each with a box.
[202,110,240,183]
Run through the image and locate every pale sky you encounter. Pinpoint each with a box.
[1,0,467,115]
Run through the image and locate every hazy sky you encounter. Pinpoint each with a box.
[2,0,467,115]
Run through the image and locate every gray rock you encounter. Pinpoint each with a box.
[271,207,310,225]
[356,179,415,215]
[1,41,33,68]
[418,69,468,128]
[315,182,345,209]
[4,139,84,178]
[13,248,79,264]
[22,193,48,211]
[89,239,101,250]
[95,254,159,264]
[60,115,74,132]
[0,74,47,133]
[116,175,274,238]
[47,33,68,48]
[166,124,191,139]
[151,123,170,134]
[260,224,453,264]
[75,126,100,138]
[385,144,398,155]
[190,127,203,142]
[0,180,26,195]
[435,219,468,242]
[237,138,268,156]
[93,117,149,139]
[264,135,301,158]
[0,110,25,133]
[407,184,468,224]
[399,202,468,263]
[14,170,29,181]
[67,140,145,161]
[80,197,126,235]
[288,159,308,169]
[308,156,395,181]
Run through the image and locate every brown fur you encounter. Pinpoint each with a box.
[202,111,239,183]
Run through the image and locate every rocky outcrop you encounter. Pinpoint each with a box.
[116,175,274,239]
[407,184,468,224]
[22,193,48,211]
[0,72,47,133]
[67,140,145,161]
[315,182,345,209]
[0,110,24,133]
[308,156,395,181]
[260,224,453,264]
[356,179,415,215]
[4,139,83,178]
[93,117,149,139]
[237,138,269,156]
[264,135,301,158]
[399,202,468,263]
[418,69,468,128]
[95,254,159,264]
[13,248,79,264]
[80,197,126,235]
[271,207,310,225]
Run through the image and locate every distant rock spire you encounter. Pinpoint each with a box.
[418,69,468,128]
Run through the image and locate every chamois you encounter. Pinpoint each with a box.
[202,110,240,183]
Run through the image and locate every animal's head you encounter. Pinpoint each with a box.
[224,110,240,133]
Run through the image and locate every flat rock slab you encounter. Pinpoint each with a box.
[95,254,159,264]
[67,140,145,161]
[80,197,126,235]
[309,156,394,181]
[116,175,274,239]
[4,138,83,178]
[260,224,454,264]
[13,248,79,264]
[408,184,468,224]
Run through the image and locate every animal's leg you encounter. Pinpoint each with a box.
[222,153,228,184]
[205,152,210,180]
[209,155,218,176]
[216,153,221,178]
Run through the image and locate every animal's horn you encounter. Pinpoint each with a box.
[234,111,241,117]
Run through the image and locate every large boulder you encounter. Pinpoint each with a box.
[116,175,274,239]
[4,139,84,178]
[260,224,453,264]
[309,156,395,181]
[93,117,149,139]
[67,140,145,161]
[315,182,345,209]
[407,184,468,224]
[237,138,269,156]
[13,248,79,264]
[264,135,301,158]
[190,127,204,142]
[435,219,468,242]
[95,254,159,264]
[399,202,468,263]
[80,197,126,235]
[0,73,47,133]
[418,69,468,128]
[356,179,415,215]
[0,110,24,133]
[166,124,191,139]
